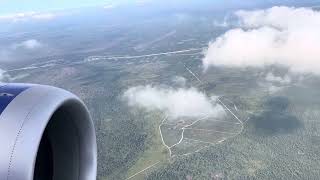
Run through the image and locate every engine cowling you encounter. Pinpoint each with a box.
[0,83,97,180]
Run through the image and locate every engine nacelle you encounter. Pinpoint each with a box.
[0,83,97,180]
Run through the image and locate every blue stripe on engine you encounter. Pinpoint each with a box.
[0,84,30,115]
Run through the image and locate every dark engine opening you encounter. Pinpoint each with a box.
[34,105,80,180]
[34,130,53,180]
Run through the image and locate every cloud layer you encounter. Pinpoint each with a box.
[0,12,57,21]
[13,39,43,50]
[203,6,320,74]
[0,69,5,82]
[265,72,291,85]
[0,39,46,62]
[123,85,225,119]
[172,76,187,86]
[259,72,292,94]
[0,69,11,82]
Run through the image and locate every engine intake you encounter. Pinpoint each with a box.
[0,84,97,180]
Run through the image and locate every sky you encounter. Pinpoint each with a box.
[0,0,116,15]
[0,0,215,15]
[1,0,320,16]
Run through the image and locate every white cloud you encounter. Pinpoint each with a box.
[213,20,229,28]
[172,76,187,86]
[0,69,5,81]
[0,12,57,21]
[103,4,116,9]
[213,15,233,28]
[0,69,10,82]
[203,6,320,75]
[268,85,283,94]
[235,6,320,29]
[13,39,43,50]
[261,72,291,94]
[123,85,225,119]
[0,39,45,62]
[31,13,56,20]
[136,0,153,6]
[8,73,29,81]
[265,72,291,84]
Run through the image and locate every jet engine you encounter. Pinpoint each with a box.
[0,83,97,180]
